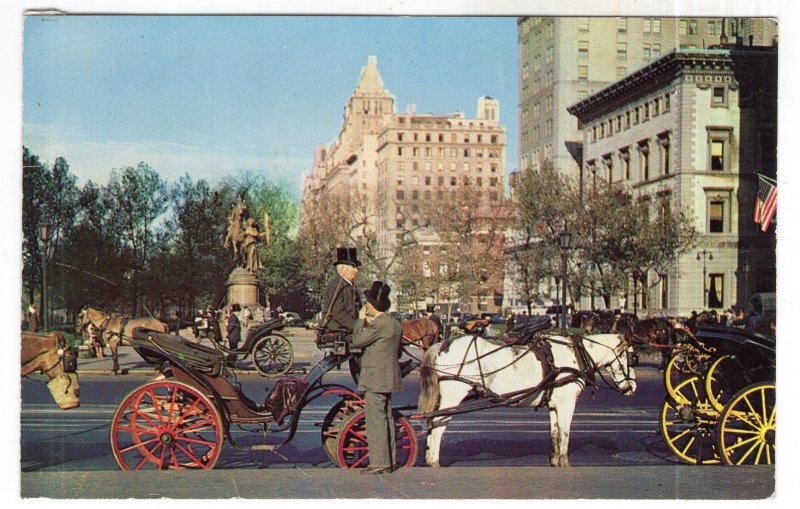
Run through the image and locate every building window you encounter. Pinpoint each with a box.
[708,274,724,308]
[707,128,732,171]
[617,17,627,34]
[638,140,650,180]
[603,154,614,184]
[450,177,457,186]
[425,133,431,142]
[396,190,405,200]
[578,17,590,32]
[707,20,720,36]
[397,161,405,172]
[643,18,652,33]
[617,42,627,60]
[643,44,651,61]
[712,86,727,107]
[663,92,671,112]
[653,99,660,116]
[578,40,589,58]
[658,132,671,175]
[660,274,669,308]
[616,66,627,78]
[653,19,661,34]
[709,200,725,233]
[642,104,650,121]
[397,133,404,142]
[620,147,631,180]
[652,43,661,59]
[398,147,404,156]
[450,162,456,172]
[425,176,431,185]
[438,176,444,186]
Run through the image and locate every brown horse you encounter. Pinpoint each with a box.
[401,316,443,349]
[78,306,168,373]
[22,331,80,409]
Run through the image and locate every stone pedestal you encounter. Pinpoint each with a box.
[226,267,260,308]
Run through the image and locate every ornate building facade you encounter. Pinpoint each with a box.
[301,56,510,313]
[567,45,777,315]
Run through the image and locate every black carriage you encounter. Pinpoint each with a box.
[206,317,294,377]
[109,327,419,470]
[659,323,775,465]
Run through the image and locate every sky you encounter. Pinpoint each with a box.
[22,15,519,196]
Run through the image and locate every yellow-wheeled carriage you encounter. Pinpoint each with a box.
[659,323,775,465]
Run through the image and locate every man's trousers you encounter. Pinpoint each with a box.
[364,391,395,468]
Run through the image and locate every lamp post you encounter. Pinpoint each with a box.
[697,249,713,309]
[559,230,572,333]
[39,224,50,332]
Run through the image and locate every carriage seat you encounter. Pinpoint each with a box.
[509,315,552,337]
[132,327,225,376]
[246,317,285,341]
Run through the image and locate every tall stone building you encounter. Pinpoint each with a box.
[301,56,509,312]
[567,45,777,315]
[517,16,778,177]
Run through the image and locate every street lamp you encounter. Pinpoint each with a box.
[696,249,713,309]
[559,230,572,333]
[39,224,50,332]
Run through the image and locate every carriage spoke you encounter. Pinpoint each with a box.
[118,437,159,455]
[174,441,209,468]
[175,435,218,448]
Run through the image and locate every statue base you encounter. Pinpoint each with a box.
[227,267,260,308]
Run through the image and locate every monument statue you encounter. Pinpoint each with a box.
[223,195,270,273]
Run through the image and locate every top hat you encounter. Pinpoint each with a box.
[364,280,391,312]
[334,247,361,267]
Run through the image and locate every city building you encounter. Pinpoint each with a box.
[517,16,778,178]
[301,56,510,313]
[566,44,777,315]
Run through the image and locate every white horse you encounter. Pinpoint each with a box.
[417,333,637,467]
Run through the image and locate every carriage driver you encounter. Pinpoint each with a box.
[319,247,362,337]
[349,281,403,474]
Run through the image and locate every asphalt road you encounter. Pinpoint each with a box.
[22,366,674,471]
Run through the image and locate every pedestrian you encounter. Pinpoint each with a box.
[27,304,38,332]
[319,247,362,337]
[226,304,242,358]
[349,280,402,475]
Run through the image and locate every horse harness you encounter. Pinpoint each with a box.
[434,334,604,410]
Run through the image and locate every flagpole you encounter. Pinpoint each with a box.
[756,172,777,185]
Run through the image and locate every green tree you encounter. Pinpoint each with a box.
[102,163,170,314]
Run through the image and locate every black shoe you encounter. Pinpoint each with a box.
[361,466,393,475]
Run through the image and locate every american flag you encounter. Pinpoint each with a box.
[754,174,777,232]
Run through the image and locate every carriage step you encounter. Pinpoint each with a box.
[251,444,277,451]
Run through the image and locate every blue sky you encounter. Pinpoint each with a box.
[23,15,519,195]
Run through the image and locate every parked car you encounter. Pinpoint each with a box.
[480,312,506,325]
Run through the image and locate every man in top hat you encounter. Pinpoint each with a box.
[349,280,402,474]
[320,247,362,335]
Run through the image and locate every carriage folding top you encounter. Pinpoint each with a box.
[131,327,226,376]
[695,323,775,369]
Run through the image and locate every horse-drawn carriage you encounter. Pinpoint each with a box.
[109,326,420,470]
[79,306,293,377]
[108,315,637,470]
[659,322,775,465]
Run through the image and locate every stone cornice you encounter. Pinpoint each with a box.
[567,48,774,124]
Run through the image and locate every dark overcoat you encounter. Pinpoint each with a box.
[351,313,402,393]
[320,274,361,332]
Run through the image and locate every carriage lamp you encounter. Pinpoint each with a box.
[39,224,50,332]
[559,230,572,333]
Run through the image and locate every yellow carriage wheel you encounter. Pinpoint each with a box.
[659,376,720,465]
[664,351,700,404]
[716,382,776,466]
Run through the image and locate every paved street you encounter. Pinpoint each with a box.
[19,326,776,499]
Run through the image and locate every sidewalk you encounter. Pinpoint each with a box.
[20,465,776,499]
[77,326,326,375]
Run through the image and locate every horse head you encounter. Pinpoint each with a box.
[21,331,80,410]
[589,334,637,396]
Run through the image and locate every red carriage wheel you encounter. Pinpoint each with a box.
[110,380,224,470]
[334,410,418,469]
[320,393,364,466]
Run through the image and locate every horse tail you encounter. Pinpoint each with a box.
[418,343,441,415]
